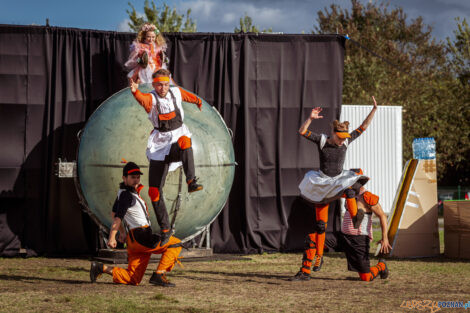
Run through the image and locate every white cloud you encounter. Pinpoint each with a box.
[221,12,238,25]
[240,5,284,26]
[117,19,132,32]
[178,0,305,32]
[181,0,217,18]
[115,0,468,38]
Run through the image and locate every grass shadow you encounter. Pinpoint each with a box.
[0,274,108,285]
[65,266,89,273]
[184,269,353,282]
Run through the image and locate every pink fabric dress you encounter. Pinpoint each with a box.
[125,41,168,83]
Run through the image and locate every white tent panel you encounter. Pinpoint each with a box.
[340,105,403,213]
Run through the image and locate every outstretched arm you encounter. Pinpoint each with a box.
[129,79,153,113]
[299,107,324,135]
[360,96,378,131]
[370,203,392,254]
[179,87,202,111]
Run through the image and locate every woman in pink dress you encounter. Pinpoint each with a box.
[125,23,168,84]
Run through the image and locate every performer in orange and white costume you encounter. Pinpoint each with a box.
[291,97,377,280]
[89,162,182,287]
[130,68,203,246]
[125,23,168,84]
[340,182,391,281]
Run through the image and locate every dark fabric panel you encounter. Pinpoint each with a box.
[0,25,344,255]
[208,35,344,253]
[0,25,128,255]
[168,34,345,253]
[0,104,25,169]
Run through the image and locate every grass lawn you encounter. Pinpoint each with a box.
[1,232,469,313]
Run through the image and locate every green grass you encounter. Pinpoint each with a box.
[0,247,469,313]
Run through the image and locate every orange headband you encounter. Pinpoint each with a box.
[153,76,170,83]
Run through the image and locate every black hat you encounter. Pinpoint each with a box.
[123,162,143,176]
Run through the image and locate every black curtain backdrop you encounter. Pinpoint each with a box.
[0,25,345,255]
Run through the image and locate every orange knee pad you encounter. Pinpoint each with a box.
[177,136,191,150]
[148,187,160,202]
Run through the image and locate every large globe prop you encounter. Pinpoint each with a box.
[77,85,235,242]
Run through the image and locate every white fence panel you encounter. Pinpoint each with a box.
[340,105,403,213]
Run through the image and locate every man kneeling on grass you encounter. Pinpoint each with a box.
[89,162,182,287]
[339,180,391,281]
[291,170,392,282]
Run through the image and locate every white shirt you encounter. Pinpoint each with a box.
[118,189,151,229]
[146,87,192,171]
[341,210,373,240]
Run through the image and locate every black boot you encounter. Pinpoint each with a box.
[352,209,365,229]
[289,271,311,281]
[188,177,203,193]
[90,262,103,283]
[149,272,175,287]
[378,259,389,279]
[137,51,149,68]
[312,255,324,272]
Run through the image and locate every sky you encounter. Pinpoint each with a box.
[1,0,469,41]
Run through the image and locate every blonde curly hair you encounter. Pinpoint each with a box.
[136,23,166,47]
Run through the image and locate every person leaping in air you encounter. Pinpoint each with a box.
[291,96,377,279]
[130,68,204,246]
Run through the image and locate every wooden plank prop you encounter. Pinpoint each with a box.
[377,159,440,257]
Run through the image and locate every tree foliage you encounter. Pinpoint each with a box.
[127,0,196,33]
[234,13,272,33]
[447,18,470,86]
[444,18,470,184]
[315,0,469,184]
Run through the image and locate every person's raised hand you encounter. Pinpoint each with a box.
[310,107,324,120]
[129,78,139,93]
[372,96,378,109]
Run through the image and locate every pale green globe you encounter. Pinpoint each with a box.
[77,85,235,242]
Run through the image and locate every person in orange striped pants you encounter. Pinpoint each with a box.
[89,162,182,287]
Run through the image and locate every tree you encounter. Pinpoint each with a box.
[127,0,197,33]
[315,0,469,184]
[447,18,470,86]
[234,13,272,33]
[444,18,470,184]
